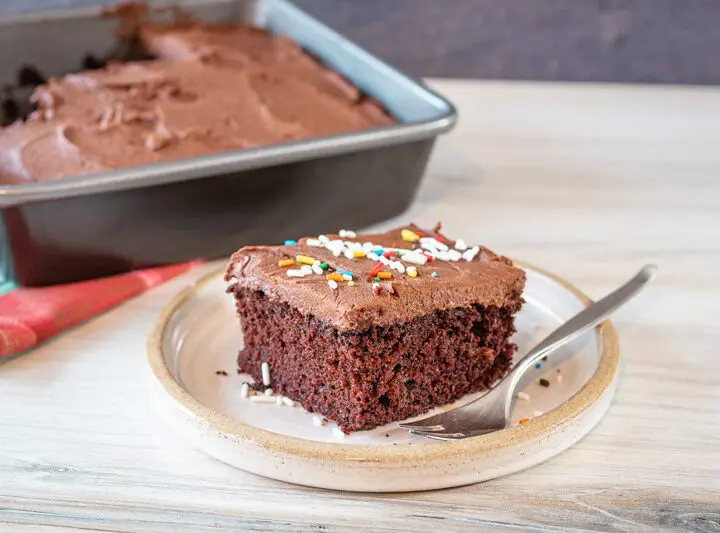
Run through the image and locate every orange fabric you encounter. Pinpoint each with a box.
[0,262,199,358]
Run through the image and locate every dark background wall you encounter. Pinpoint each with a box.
[3,0,719,85]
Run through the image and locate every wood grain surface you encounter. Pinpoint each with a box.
[1,79,719,532]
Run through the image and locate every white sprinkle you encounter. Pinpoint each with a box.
[249,395,276,404]
[516,391,530,401]
[327,240,344,256]
[372,282,380,292]
[447,250,462,261]
[367,252,381,261]
[434,251,451,261]
[300,265,313,275]
[328,279,338,289]
[338,229,348,238]
[240,382,250,399]
[264,388,274,397]
[286,269,306,277]
[332,427,346,440]
[343,248,355,259]
[462,246,480,261]
[406,266,417,276]
[261,362,271,386]
[533,410,544,417]
[306,238,322,247]
[312,414,324,427]
[345,240,362,250]
[312,263,324,275]
[556,373,564,383]
[275,396,284,406]
[454,238,468,251]
[378,255,391,265]
[341,273,352,281]
[282,397,295,407]
[389,261,405,273]
[318,235,329,243]
[344,230,357,238]
[420,237,448,251]
[402,253,428,265]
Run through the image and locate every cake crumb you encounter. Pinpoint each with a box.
[539,378,550,387]
[215,370,228,376]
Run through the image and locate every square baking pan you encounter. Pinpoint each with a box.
[0,0,456,288]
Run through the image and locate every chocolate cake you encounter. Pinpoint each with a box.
[0,18,393,185]
[225,224,526,433]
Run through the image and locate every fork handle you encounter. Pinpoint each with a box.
[505,264,658,393]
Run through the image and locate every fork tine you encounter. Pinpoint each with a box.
[398,422,446,431]
[409,429,466,441]
[411,427,500,440]
[398,411,460,431]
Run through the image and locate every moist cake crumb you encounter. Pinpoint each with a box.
[225,224,525,432]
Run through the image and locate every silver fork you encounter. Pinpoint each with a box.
[399,264,657,440]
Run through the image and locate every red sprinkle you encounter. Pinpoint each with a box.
[422,252,434,262]
[383,250,397,259]
[368,263,384,278]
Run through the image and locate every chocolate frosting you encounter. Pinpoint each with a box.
[0,23,393,185]
[226,224,526,331]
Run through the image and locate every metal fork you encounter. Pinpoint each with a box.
[399,264,657,440]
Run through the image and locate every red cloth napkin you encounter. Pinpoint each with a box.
[0,262,200,359]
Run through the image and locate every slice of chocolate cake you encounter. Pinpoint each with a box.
[225,224,525,433]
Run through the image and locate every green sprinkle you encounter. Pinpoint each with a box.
[374,276,380,282]
[320,262,329,270]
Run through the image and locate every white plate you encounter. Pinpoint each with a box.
[147,263,619,492]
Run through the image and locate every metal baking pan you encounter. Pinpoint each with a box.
[0,0,456,288]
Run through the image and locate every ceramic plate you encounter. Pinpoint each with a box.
[147,262,619,492]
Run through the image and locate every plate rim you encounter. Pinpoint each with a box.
[146,261,619,465]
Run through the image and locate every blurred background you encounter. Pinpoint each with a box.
[4,0,719,85]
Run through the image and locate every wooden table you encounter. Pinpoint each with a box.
[1,80,718,532]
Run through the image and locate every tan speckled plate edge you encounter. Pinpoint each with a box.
[146,261,619,489]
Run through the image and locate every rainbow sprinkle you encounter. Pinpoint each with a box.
[296,255,316,265]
